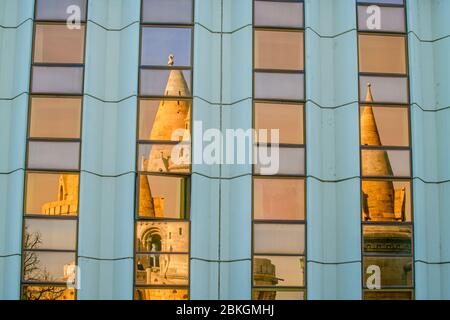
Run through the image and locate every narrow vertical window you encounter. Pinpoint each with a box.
[21,0,87,300]
[134,0,194,300]
[252,0,307,300]
[357,0,414,300]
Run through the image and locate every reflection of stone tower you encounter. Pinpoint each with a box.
[361,84,405,222]
[139,55,190,218]
[253,258,279,300]
[41,175,79,215]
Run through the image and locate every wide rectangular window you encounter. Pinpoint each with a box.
[254,146,305,176]
[361,149,411,177]
[359,76,408,103]
[254,72,304,100]
[142,0,193,24]
[24,219,77,250]
[254,0,304,28]
[253,256,305,287]
[363,224,412,255]
[254,224,305,254]
[36,0,87,21]
[140,69,192,97]
[136,221,190,253]
[32,66,84,94]
[357,6,405,32]
[27,141,80,171]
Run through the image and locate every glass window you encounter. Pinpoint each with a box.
[24,219,77,251]
[254,178,305,221]
[135,254,189,285]
[363,224,412,254]
[254,1,304,28]
[138,144,191,174]
[34,24,85,64]
[22,286,75,300]
[254,103,304,145]
[253,256,305,287]
[29,97,81,139]
[140,69,191,97]
[255,146,305,176]
[22,251,76,283]
[359,34,407,74]
[363,290,413,300]
[135,288,188,300]
[254,224,305,254]
[360,76,408,103]
[141,27,191,67]
[36,0,87,21]
[357,0,404,4]
[138,175,189,218]
[136,221,189,253]
[142,0,193,24]
[25,173,79,216]
[253,289,305,300]
[254,30,304,71]
[360,105,409,147]
[139,99,192,141]
[32,66,84,94]
[255,72,304,100]
[363,256,413,288]
[358,5,405,32]
[361,180,411,222]
[27,141,80,170]
[361,149,410,177]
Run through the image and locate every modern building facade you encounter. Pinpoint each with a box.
[0,0,449,300]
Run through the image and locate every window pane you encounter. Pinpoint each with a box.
[138,175,189,218]
[30,97,81,139]
[255,72,304,100]
[25,173,79,216]
[363,225,412,255]
[360,105,409,147]
[255,1,304,28]
[23,251,76,283]
[32,66,84,94]
[136,221,189,253]
[255,103,304,145]
[363,257,413,287]
[138,144,191,174]
[135,288,188,300]
[254,224,305,254]
[34,24,85,64]
[142,0,193,24]
[363,290,413,300]
[141,27,191,67]
[357,0,404,4]
[253,256,305,287]
[360,76,408,103]
[358,5,405,32]
[254,178,305,221]
[24,219,77,251]
[253,289,305,300]
[255,146,305,176]
[255,30,304,70]
[359,34,407,74]
[140,69,191,97]
[27,141,80,170]
[361,180,411,222]
[36,0,87,21]
[22,286,75,300]
[135,254,188,285]
[139,99,192,141]
[361,149,410,177]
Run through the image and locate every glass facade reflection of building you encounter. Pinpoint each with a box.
[0,0,449,300]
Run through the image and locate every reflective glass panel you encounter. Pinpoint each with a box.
[22,286,75,300]
[135,288,188,300]
[255,72,304,100]
[361,149,411,177]
[135,254,189,285]
[358,5,405,32]
[253,289,305,300]
[27,141,80,170]
[254,1,304,28]
[22,252,76,283]
[140,69,191,97]
[363,256,413,287]
[36,0,87,21]
[360,76,408,103]
[138,144,191,174]
[254,224,305,254]
[32,66,84,94]
[363,224,412,254]
[142,0,193,24]
[24,219,77,251]
[253,256,305,287]
[136,221,189,253]
[255,146,305,176]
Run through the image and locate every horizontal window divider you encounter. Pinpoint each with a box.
[254,26,305,32]
[363,286,414,291]
[255,143,305,148]
[362,221,413,226]
[359,102,410,108]
[254,254,305,258]
[360,146,410,151]
[253,286,306,290]
[357,2,405,9]
[140,65,192,71]
[358,31,406,37]
[136,251,189,255]
[141,23,194,28]
[359,72,408,78]
[0,18,33,29]
[253,220,306,225]
[361,177,411,182]
[33,63,84,68]
[21,281,73,286]
[135,217,190,223]
[28,138,81,143]
[34,21,87,26]
[254,69,304,74]
[23,214,78,221]
[138,172,191,178]
[140,95,193,100]
[255,99,306,105]
[307,99,358,110]
[363,253,413,258]
[135,285,190,289]
[25,169,80,175]
[23,249,76,254]
[31,93,84,98]
[138,140,190,145]
[253,173,306,179]
[408,31,450,43]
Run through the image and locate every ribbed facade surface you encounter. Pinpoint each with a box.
[0,0,449,300]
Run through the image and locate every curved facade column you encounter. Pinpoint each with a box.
[0,0,34,300]
[305,0,361,300]
[77,0,140,300]
[407,0,450,300]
